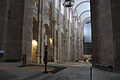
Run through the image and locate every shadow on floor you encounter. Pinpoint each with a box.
[20,64,67,74]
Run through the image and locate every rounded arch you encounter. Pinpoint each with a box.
[73,8,78,17]
[82,17,91,24]
[79,10,90,20]
[74,0,90,14]
[44,24,50,35]
[33,17,39,41]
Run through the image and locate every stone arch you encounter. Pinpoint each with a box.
[44,24,50,35]
[82,17,91,24]
[33,17,39,41]
[74,0,90,14]
[44,24,53,62]
[32,17,39,63]
[79,10,90,21]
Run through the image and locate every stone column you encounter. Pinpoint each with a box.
[0,0,7,52]
[53,25,57,62]
[70,10,75,61]
[22,0,34,64]
[77,22,81,59]
[111,0,120,72]
[3,0,25,62]
[74,19,77,60]
[63,7,67,62]
[2,0,9,61]
[38,0,43,64]
[91,0,114,67]
[68,9,71,61]
[52,0,57,63]
[58,30,62,62]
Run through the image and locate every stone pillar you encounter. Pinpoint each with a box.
[79,22,82,57]
[52,0,57,63]
[0,0,6,48]
[41,27,45,64]
[58,30,62,62]
[73,18,75,60]
[91,0,114,67]
[68,9,71,61]
[111,0,120,72]
[77,22,81,59]
[2,0,8,61]
[64,8,71,62]
[22,0,34,64]
[3,0,24,62]
[38,0,42,64]
[81,23,84,55]
[53,25,57,62]
[91,0,120,72]
[70,10,75,61]
[63,7,68,62]
[74,19,77,60]
[90,0,98,65]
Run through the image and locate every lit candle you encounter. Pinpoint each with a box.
[45,35,47,46]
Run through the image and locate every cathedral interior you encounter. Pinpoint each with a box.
[0,0,120,77]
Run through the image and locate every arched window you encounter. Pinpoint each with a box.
[55,0,57,8]
[61,1,64,14]
[67,8,69,19]
[34,0,38,7]
[55,0,59,9]
[75,19,78,28]
[70,9,72,22]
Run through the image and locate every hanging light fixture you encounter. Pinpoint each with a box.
[63,0,75,7]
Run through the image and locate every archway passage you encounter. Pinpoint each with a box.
[44,24,54,62]
[32,17,39,63]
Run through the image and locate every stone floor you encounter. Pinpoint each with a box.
[92,68,120,80]
[54,66,90,80]
[0,62,120,80]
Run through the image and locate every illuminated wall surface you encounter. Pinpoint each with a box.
[84,23,92,43]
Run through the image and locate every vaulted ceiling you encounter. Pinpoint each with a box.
[73,0,91,22]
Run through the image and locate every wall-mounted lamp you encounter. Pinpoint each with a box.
[32,40,38,46]
[49,38,52,48]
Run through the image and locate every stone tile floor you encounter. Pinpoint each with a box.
[0,62,120,80]
[92,68,120,80]
[54,66,90,80]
